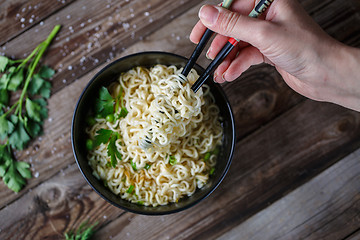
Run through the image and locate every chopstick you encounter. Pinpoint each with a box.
[191,0,275,93]
[179,0,235,82]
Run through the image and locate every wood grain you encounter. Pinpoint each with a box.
[0,0,75,45]
[0,0,360,239]
[0,0,204,95]
[1,99,359,239]
[217,148,360,240]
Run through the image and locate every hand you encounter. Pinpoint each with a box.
[190,0,360,111]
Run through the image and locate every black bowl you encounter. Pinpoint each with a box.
[71,52,235,215]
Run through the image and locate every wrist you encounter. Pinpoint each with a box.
[322,42,360,111]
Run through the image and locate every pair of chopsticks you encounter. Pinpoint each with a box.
[181,0,274,93]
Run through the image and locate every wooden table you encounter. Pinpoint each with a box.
[1,0,359,239]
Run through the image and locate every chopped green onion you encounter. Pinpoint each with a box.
[169,155,177,165]
[209,167,215,175]
[204,152,211,161]
[137,201,144,205]
[130,160,137,171]
[144,163,151,170]
[126,185,134,194]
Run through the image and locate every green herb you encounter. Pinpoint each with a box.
[130,160,137,171]
[93,128,122,168]
[64,220,98,240]
[0,25,60,192]
[169,155,177,165]
[126,184,134,194]
[95,86,115,118]
[0,144,32,192]
[137,201,144,205]
[144,163,151,170]
[204,152,211,161]
[116,86,128,119]
[209,167,215,175]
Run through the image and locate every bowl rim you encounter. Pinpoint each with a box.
[71,51,236,215]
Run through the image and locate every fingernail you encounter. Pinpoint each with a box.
[222,72,227,82]
[199,5,219,26]
[206,48,213,60]
[213,72,219,83]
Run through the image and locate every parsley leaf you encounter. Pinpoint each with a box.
[8,119,31,150]
[38,65,55,79]
[95,86,114,117]
[0,89,9,106]
[7,67,24,91]
[0,116,15,140]
[0,56,10,72]
[25,97,43,122]
[93,128,122,167]
[0,144,31,192]
[65,221,98,240]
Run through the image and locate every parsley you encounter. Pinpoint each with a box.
[0,25,60,192]
[169,155,177,165]
[64,220,98,240]
[93,129,122,168]
[0,143,32,192]
[95,86,114,118]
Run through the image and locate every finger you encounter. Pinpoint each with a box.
[223,46,265,81]
[189,20,207,44]
[208,34,250,60]
[198,5,274,49]
[213,45,240,83]
[206,34,229,60]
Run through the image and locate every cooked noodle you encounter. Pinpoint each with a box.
[86,65,223,206]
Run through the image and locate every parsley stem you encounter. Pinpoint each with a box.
[16,25,61,120]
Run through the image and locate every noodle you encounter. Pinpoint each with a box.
[86,65,223,206]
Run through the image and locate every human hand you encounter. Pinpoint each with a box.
[190,0,360,111]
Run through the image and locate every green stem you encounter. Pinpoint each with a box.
[2,100,19,118]
[16,25,61,119]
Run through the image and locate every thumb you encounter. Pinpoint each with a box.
[198,5,272,48]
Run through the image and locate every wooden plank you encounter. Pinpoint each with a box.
[0,163,125,240]
[0,0,75,45]
[217,148,360,240]
[0,0,360,238]
[2,98,358,239]
[0,0,204,95]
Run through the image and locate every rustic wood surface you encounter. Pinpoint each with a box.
[0,0,359,239]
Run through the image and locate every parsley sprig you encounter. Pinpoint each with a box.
[64,220,98,240]
[93,129,122,168]
[86,86,129,168]
[0,25,61,192]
